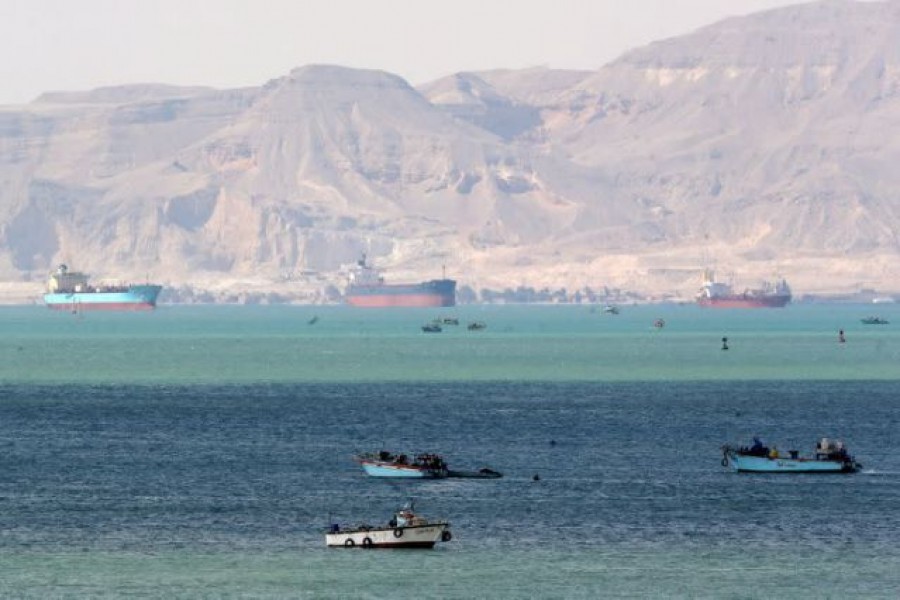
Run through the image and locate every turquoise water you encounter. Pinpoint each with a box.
[2,303,899,383]
[1,304,899,598]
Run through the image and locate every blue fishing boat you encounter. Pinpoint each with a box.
[722,437,861,473]
[355,451,449,478]
[354,450,503,479]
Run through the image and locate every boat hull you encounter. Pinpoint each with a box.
[446,468,503,479]
[726,453,858,473]
[44,285,162,311]
[326,524,449,548]
[359,460,447,478]
[345,280,456,308]
[698,295,790,308]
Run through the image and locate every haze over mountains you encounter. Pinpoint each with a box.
[2,0,899,303]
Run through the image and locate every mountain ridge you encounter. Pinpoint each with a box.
[1,0,899,303]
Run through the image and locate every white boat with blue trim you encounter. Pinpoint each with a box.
[722,438,862,473]
[325,501,452,549]
[354,450,502,479]
[355,451,449,478]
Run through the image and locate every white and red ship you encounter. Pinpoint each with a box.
[696,268,791,308]
[344,255,456,308]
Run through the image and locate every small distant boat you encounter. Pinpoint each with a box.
[602,305,619,315]
[721,438,862,473]
[467,321,487,331]
[653,318,665,328]
[325,500,452,549]
[861,316,889,325]
[354,450,502,479]
[421,322,442,333]
[442,317,459,325]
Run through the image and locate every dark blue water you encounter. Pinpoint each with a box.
[2,381,898,597]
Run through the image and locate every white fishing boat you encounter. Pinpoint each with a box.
[325,501,452,549]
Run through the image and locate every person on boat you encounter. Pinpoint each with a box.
[396,506,415,527]
[769,446,779,459]
[749,437,765,456]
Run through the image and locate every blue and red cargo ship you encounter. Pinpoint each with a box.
[344,255,456,308]
[43,264,162,311]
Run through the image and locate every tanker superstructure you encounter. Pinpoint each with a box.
[43,264,162,311]
[696,268,791,308]
[344,255,456,308]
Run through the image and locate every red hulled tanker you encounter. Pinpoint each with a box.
[696,268,791,308]
[344,255,456,308]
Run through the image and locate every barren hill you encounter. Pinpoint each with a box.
[2,0,899,303]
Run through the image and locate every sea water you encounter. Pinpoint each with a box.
[0,304,899,598]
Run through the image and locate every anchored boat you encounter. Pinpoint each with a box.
[354,450,502,479]
[43,264,162,311]
[722,437,861,473]
[325,501,452,549]
[697,268,791,308]
[861,316,889,325]
[355,451,449,478]
[344,254,456,308]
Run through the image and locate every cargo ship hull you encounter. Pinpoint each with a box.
[697,295,791,308]
[696,268,791,309]
[345,281,456,308]
[44,285,162,311]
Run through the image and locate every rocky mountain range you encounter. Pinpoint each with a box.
[1,0,899,303]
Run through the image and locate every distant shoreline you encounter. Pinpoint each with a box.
[4,297,895,308]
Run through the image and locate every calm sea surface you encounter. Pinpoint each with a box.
[1,304,899,598]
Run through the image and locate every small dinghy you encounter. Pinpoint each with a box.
[446,467,503,479]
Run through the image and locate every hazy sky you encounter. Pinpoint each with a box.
[2,0,804,105]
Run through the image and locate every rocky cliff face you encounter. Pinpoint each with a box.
[2,0,899,302]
